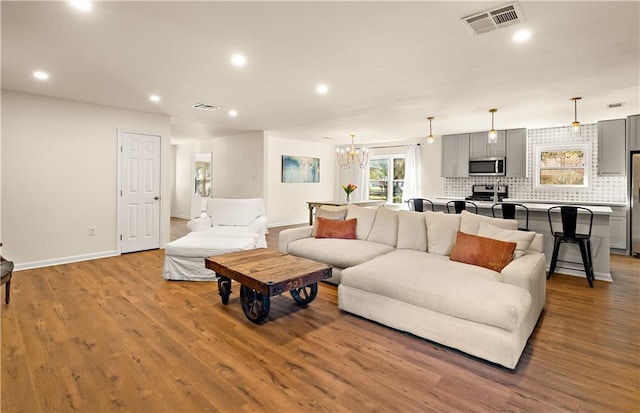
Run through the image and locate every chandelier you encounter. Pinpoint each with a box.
[337,133,369,169]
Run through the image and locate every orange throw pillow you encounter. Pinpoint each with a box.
[450,231,516,273]
[315,217,357,239]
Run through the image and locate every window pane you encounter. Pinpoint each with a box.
[392,181,404,203]
[393,158,405,180]
[369,180,388,200]
[369,159,388,180]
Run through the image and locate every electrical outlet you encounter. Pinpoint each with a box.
[88,227,96,236]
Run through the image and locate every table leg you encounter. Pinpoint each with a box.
[217,276,231,305]
[308,204,315,225]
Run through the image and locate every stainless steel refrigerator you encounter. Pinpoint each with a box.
[632,152,640,257]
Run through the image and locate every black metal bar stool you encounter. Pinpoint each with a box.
[547,206,595,287]
[406,198,435,212]
[0,243,13,304]
[492,202,530,231]
[446,200,477,214]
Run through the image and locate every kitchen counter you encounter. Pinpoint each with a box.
[432,198,613,214]
[503,198,627,207]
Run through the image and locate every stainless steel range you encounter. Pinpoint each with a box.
[465,184,509,202]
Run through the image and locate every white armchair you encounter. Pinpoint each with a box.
[163,198,268,281]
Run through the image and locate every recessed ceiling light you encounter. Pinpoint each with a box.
[33,71,49,80]
[229,110,238,117]
[150,95,160,102]
[316,84,329,94]
[231,54,247,67]
[69,0,92,11]
[513,30,531,42]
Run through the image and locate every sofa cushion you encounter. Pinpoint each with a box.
[341,249,532,331]
[311,205,348,237]
[166,233,256,258]
[288,238,394,269]
[450,231,516,272]
[477,221,536,259]
[346,204,378,240]
[424,211,461,256]
[459,210,518,235]
[397,211,427,252]
[367,207,399,247]
[315,217,357,239]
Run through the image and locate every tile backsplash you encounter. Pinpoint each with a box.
[443,124,627,203]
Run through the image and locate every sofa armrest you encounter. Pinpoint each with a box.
[187,216,212,233]
[247,215,268,235]
[278,226,313,253]
[501,252,547,303]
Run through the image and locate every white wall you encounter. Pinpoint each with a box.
[171,132,265,219]
[265,135,336,226]
[1,90,171,266]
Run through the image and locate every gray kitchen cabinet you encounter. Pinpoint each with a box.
[505,128,527,177]
[609,206,627,251]
[441,133,469,177]
[598,119,626,176]
[628,114,640,151]
[469,130,506,158]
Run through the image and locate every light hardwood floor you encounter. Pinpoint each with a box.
[2,224,639,412]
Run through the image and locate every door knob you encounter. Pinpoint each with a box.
[154,196,160,200]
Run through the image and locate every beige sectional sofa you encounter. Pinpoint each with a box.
[278,205,546,369]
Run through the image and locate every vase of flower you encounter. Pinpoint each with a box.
[342,183,357,203]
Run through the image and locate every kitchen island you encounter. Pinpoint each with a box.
[432,198,613,281]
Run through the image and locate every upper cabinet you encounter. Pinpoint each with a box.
[597,119,626,177]
[628,114,640,151]
[441,133,470,177]
[505,128,527,177]
[469,130,506,158]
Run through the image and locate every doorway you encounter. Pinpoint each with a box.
[118,131,162,253]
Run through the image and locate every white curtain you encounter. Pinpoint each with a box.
[353,166,370,202]
[403,145,423,201]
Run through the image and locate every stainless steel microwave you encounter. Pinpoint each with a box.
[468,157,506,176]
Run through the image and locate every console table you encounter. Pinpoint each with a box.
[307,200,385,225]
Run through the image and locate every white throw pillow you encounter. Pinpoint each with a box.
[459,210,518,235]
[346,204,378,240]
[477,221,536,259]
[424,211,461,256]
[397,211,428,252]
[367,207,399,247]
[311,206,348,237]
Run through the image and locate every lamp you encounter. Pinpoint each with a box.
[488,108,498,144]
[570,97,582,137]
[427,116,435,144]
[336,133,369,169]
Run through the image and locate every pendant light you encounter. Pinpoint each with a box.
[570,97,582,137]
[488,108,498,144]
[427,116,435,144]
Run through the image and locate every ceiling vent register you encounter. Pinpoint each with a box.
[461,3,525,36]
[192,102,221,111]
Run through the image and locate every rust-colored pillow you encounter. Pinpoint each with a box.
[450,231,516,273]
[315,217,357,239]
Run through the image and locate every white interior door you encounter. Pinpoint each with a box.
[120,132,161,253]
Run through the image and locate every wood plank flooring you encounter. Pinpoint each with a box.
[2,225,639,412]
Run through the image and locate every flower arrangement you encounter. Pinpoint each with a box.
[342,183,357,202]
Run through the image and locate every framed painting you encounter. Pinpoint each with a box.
[282,155,320,183]
[534,144,591,189]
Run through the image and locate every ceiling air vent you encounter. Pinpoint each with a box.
[192,102,221,111]
[607,102,625,109]
[461,3,525,36]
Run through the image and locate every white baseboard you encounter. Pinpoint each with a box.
[549,266,613,282]
[14,250,119,271]
[171,214,191,220]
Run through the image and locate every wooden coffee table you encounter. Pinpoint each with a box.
[205,249,332,323]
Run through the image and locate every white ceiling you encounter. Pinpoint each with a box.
[2,1,639,146]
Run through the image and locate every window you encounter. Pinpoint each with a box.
[534,144,591,189]
[369,156,405,203]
